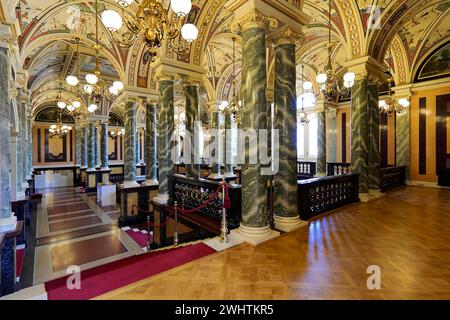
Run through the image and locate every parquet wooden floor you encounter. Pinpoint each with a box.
[96,187,450,300]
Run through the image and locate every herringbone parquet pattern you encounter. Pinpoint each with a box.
[97,187,450,300]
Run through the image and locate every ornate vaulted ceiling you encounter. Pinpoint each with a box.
[1,0,449,117]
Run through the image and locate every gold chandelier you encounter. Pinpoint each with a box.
[379,78,409,117]
[101,0,198,63]
[316,0,355,101]
[49,111,72,137]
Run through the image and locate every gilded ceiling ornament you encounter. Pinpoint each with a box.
[272,26,303,47]
[230,9,278,33]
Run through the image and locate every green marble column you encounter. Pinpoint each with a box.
[240,26,269,228]
[145,103,158,182]
[273,42,298,220]
[80,126,87,168]
[124,100,137,183]
[327,109,337,163]
[87,122,95,170]
[75,126,82,166]
[367,84,380,190]
[100,122,108,169]
[317,110,327,175]
[94,125,99,167]
[223,109,235,177]
[396,108,410,178]
[157,79,175,197]
[185,84,200,178]
[351,78,369,194]
[0,47,11,220]
[26,115,33,177]
[135,129,141,164]
[209,111,221,178]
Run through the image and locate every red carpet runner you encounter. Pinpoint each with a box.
[45,243,216,300]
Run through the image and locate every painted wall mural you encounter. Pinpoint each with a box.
[417,43,450,81]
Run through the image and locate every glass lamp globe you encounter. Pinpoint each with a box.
[181,23,198,43]
[398,98,410,107]
[303,81,313,90]
[316,73,327,84]
[73,101,81,108]
[50,124,57,129]
[113,81,124,91]
[86,73,99,85]
[171,0,192,17]
[109,86,119,95]
[343,80,354,88]
[102,10,123,32]
[116,0,133,7]
[379,100,386,108]
[66,75,79,86]
[67,105,75,112]
[88,104,98,113]
[57,101,66,109]
[343,72,356,83]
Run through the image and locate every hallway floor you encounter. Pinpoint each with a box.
[31,187,143,285]
[94,186,450,300]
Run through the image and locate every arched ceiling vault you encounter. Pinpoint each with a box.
[4,0,449,117]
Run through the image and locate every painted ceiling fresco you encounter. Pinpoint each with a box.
[2,0,448,115]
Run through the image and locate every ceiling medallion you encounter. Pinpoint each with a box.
[102,0,198,63]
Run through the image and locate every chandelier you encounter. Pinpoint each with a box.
[66,1,124,113]
[228,37,241,125]
[110,128,125,137]
[379,78,409,117]
[49,112,72,137]
[101,0,198,63]
[299,65,310,125]
[56,80,82,113]
[316,0,355,102]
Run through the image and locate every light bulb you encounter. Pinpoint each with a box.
[181,23,198,43]
[67,105,75,112]
[102,10,123,32]
[303,81,313,90]
[57,101,67,109]
[398,98,410,107]
[50,125,57,129]
[343,72,356,82]
[113,81,124,91]
[86,73,98,85]
[88,104,98,113]
[66,75,79,86]
[379,100,386,108]
[73,101,81,108]
[316,73,327,84]
[343,80,354,88]
[171,0,192,17]
[109,86,119,95]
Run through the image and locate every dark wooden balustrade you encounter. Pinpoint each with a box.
[297,161,317,179]
[297,174,360,220]
[379,166,406,192]
[327,162,352,176]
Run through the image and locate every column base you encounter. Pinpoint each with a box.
[222,172,237,179]
[207,173,223,180]
[153,193,169,205]
[142,179,159,187]
[203,232,245,252]
[359,189,385,203]
[233,224,280,247]
[274,215,308,232]
[119,180,140,189]
[0,214,17,232]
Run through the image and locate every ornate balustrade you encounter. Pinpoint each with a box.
[379,166,406,192]
[327,162,352,176]
[297,174,360,220]
[297,161,317,179]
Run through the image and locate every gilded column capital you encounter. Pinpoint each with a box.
[155,70,176,82]
[230,8,278,33]
[270,26,303,47]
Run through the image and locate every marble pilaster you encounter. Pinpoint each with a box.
[326,108,337,163]
[0,47,15,228]
[317,110,327,175]
[367,84,380,190]
[75,126,82,166]
[208,111,222,179]
[94,125,99,167]
[157,79,175,200]
[80,126,87,168]
[124,99,137,184]
[185,84,200,179]
[135,129,141,165]
[272,31,304,231]
[87,122,96,170]
[351,78,369,194]
[144,103,158,183]
[396,109,410,178]
[100,122,109,169]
